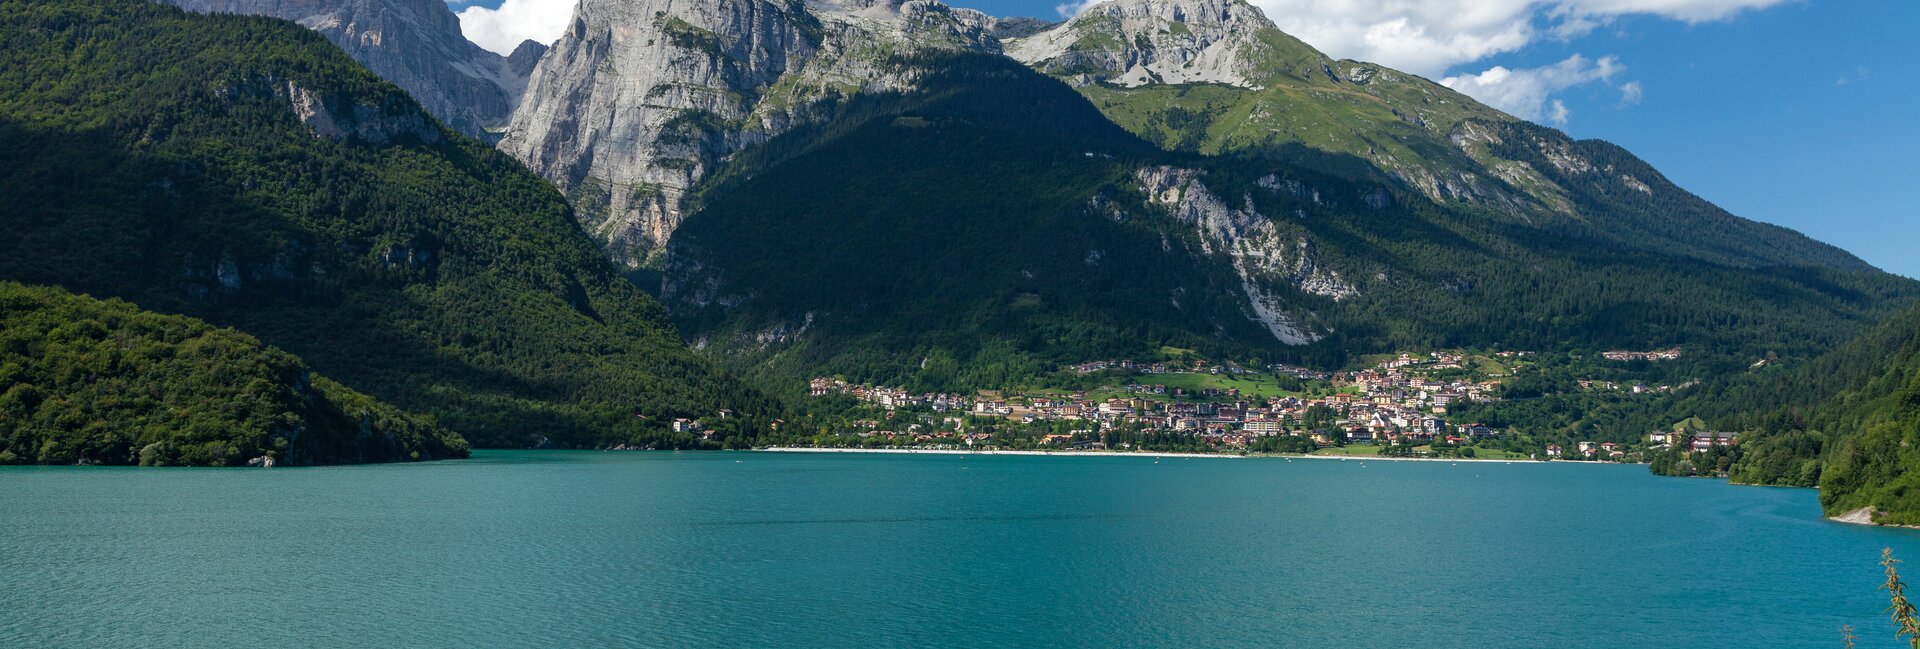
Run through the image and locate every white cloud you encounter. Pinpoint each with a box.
[455,0,576,56]
[1439,54,1624,124]
[1619,80,1644,105]
[1835,67,1871,87]
[1055,0,1102,18]
[1190,0,1786,124]
[1243,0,1787,77]
[1545,99,1571,124]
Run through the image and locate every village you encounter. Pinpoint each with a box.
[806,351,1531,454]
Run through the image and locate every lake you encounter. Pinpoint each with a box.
[3,451,1917,648]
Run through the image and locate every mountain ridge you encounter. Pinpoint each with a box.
[1011,0,1874,273]
[174,0,1877,276]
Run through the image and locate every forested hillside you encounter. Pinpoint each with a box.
[1656,303,1920,523]
[0,282,465,466]
[663,51,1919,396]
[0,0,776,449]
[1811,326,1920,524]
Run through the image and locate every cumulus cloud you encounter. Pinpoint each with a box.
[1055,0,1102,18]
[1439,54,1625,124]
[1619,80,1644,105]
[1243,0,1787,76]
[1835,67,1872,87]
[455,0,576,56]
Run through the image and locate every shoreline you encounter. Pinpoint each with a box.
[759,447,1240,459]
[1289,453,1546,464]
[758,447,1569,464]
[1828,507,1920,530]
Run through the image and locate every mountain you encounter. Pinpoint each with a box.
[159,0,538,140]
[1007,0,1873,272]
[0,0,776,449]
[483,0,1914,398]
[1006,0,1288,89]
[500,0,1009,267]
[0,281,467,466]
[663,52,1286,388]
[661,0,1920,388]
[656,46,1917,393]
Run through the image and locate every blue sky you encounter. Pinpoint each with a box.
[1448,2,1919,278]
[454,0,1917,277]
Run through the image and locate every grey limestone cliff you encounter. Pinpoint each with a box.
[498,0,1004,268]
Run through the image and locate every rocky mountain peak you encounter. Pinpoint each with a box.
[1007,0,1320,89]
[500,0,1003,268]
[506,39,549,78]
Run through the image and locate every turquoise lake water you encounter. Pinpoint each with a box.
[4,450,1919,648]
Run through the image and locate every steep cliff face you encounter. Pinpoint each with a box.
[499,0,1002,268]
[1136,165,1354,344]
[264,76,443,145]
[161,0,531,139]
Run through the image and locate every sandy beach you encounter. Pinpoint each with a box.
[759,446,1566,463]
[760,447,1239,459]
[1289,453,1547,464]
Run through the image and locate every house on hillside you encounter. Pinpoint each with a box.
[1690,432,1738,452]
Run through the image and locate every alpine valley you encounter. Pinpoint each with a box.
[3,0,1918,526]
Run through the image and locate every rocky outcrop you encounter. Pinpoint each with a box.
[499,0,1002,268]
[276,79,442,145]
[1828,507,1920,529]
[212,73,442,147]
[1006,0,1299,89]
[1137,165,1355,345]
[989,16,1056,40]
[161,0,532,139]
